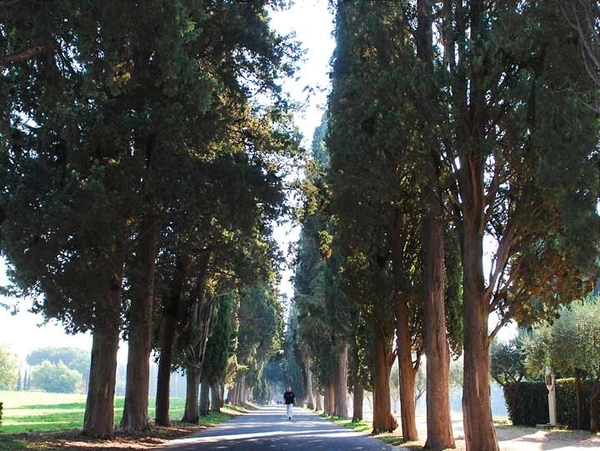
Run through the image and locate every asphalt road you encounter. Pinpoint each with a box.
[161,406,396,451]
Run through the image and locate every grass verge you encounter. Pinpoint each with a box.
[0,391,248,451]
[321,413,423,450]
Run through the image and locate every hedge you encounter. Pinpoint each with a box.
[503,378,598,429]
[0,401,3,428]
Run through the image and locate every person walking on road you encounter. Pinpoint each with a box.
[283,386,295,420]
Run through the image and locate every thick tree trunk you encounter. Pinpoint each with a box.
[462,230,498,451]
[334,341,349,418]
[315,390,322,411]
[155,255,189,426]
[372,318,398,433]
[303,354,315,410]
[324,380,335,415]
[199,379,210,416]
[422,183,455,450]
[210,381,222,412]
[83,282,121,438]
[390,206,419,440]
[456,0,498,446]
[182,368,200,423]
[120,213,158,431]
[352,384,364,422]
[228,374,245,405]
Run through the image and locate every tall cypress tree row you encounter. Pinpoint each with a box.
[324,1,598,449]
[1,0,299,436]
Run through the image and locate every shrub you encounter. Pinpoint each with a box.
[504,381,548,426]
[504,378,598,429]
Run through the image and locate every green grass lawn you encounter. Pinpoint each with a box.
[0,391,187,434]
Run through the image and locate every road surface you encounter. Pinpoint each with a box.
[161,406,395,451]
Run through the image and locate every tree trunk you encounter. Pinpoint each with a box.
[324,380,335,415]
[155,254,189,426]
[422,187,455,450]
[462,230,498,451]
[120,213,158,432]
[182,368,200,423]
[372,317,398,433]
[315,390,322,411]
[397,344,418,441]
[392,206,419,441]
[590,379,600,433]
[199,379,210,416]
[394,289,418,440]
[228,374,245,405]
[574,369,584,430]
[352,384,364,422]
[304,355,315,410]
[83,281,122,438]
[334,341,349,418]
[210,381,222,412]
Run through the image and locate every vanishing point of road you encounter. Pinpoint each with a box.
[160,405,394,451]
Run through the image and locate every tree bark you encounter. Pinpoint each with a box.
[303,353,315,410]
[83,278,122,438]
[350,341,364,422]
[210,381,222,412]
[182,368,200,423]
[590,379,600,433]
[372,315,398,433]
[120,212,158,431]
[324,380,335,415]
[391,207,419,441]
[395,290,418,441]
[155,254,189,426]
[334,341,349,418]
[352,383,364,422]
[574,369,584,430]
[199,379,210,416]
[422,186,455,450]
[315,390,322,411]
[462,229,498,451]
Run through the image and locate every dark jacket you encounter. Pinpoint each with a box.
[283,391,295,405]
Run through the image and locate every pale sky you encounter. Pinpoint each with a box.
[0,0,336,361]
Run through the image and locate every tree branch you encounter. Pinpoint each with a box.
[0,45,45,64]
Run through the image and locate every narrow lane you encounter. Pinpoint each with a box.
[162,406,396,451]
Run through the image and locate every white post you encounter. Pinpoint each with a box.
[545,367,557,426]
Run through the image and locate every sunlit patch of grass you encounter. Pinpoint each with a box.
[378,435,422,449]
[321,413,424,450]
[0,391,209,434]
[493,416,511,426]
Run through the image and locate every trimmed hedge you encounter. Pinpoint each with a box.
[503,378,597,429]
[504,381,548,426]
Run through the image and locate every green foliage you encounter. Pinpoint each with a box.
[503,381,549,426]
[30,361,83,394]
[234,283,283,393]
[504,379,599,429]
[26,347,89,378]
[0,346,18,391]
[490,337,527,386]
[0,401,2,428]
[202,293,234,386]
[522,299,600,379]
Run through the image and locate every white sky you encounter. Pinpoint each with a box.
[271,0,335,299]
[0,1,336,361]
